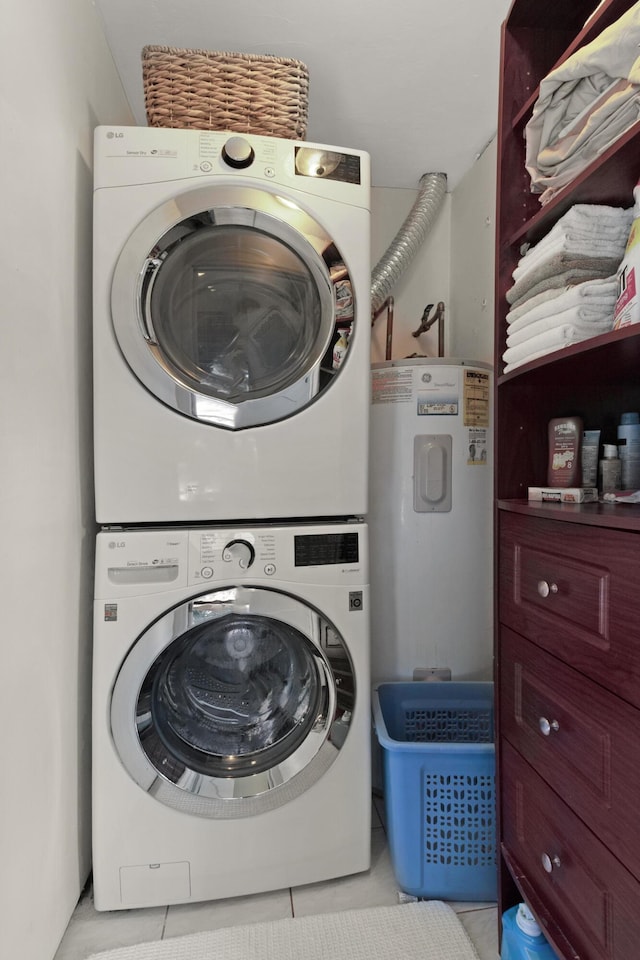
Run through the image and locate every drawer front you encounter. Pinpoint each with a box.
[501,741,640,960]
[500,627,640,880]
[499,511,640,708]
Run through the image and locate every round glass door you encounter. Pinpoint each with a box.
[111,185,356,429]
[110,586,356,818]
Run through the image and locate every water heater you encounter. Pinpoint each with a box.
[368,358,493,683]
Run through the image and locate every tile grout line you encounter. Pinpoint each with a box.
[160,904,169,939]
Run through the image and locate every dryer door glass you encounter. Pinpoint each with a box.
[110,586,356,818]
[111,186,356,430]
[149,226,323,404]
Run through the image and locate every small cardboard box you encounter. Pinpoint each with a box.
[528,486,599,503]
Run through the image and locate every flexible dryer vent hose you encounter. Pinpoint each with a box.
[370,172,447,315]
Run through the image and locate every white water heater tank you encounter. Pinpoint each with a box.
[368,358,493,683]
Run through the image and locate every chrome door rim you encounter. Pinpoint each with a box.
[110,586,355,819]
[110,184,344,429]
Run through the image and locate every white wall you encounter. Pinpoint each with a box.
[371,187,452,362]
[449,138,497,364]
[371,139,496,363]
[370,145,496,366]
[0,2,132,958]
[0,4,496,950]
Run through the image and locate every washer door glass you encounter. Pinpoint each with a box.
[147,612,321,778]
[111,185,356,429]
[110,586,356,819]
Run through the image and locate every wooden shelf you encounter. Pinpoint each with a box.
[495,3,640,956]
[497,324,640,387]
[505,119,640,251]
[509,0,636,130]
[498,498,640,531]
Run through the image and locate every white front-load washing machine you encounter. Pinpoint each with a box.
[92,521,370,910]
[93,125,371,524]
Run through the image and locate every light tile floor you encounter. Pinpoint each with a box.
[54,795,499,960]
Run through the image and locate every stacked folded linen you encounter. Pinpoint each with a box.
[506,274,617,327]
[503,276,618,373]
[507,276,618,334]
[502,203,631,373]
[507,304,616,347]
[512,228,629,282]
[525,4,640,205]
[503,322,608,373]
[507,204,632,307]
[507,255,621,308]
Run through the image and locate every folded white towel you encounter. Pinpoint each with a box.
[507,311,614,347]
[507,283,617,336]
[513,232,627,282]
[550,203,633,231]
[507,256,620,307]
[514,205,633,281]
[519,205,633,258]
[506,275,618,326]
[503,344,571,374]
[519,232,628,268]
[546,222,632,240]
[502,322,609,367]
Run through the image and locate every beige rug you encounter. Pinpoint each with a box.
[87,901,480,960]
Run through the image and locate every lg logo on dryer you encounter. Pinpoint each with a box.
[106,131,124,139]
[108,541,125,549]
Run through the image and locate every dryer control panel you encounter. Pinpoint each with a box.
[93,125,370,205]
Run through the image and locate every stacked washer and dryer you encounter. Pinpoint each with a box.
[91,126,372,910]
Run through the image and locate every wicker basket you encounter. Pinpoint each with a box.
[141,45,309,139]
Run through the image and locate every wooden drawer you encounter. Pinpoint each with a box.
[501,741,640,960]
[499,511,640,709]
[500,627,640,881]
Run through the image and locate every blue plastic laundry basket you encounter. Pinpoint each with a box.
[372,681,497,901]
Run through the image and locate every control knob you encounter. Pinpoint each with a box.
[222,538,255,569]
[221,136,255,169]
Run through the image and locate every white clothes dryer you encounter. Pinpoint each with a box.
[93,126,371,524]
[92,522,370,910]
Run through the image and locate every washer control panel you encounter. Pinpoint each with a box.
[188,525,365,585]
[95,523,367,597]
[191,529,269,582]
[221,538,255,569]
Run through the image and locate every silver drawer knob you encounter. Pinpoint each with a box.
[537,580,559,598]
[541,852,561,873]
[539,717,560,736]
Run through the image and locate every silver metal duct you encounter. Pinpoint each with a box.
[370,172,447,315]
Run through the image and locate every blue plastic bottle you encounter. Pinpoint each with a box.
[501,903,560,960]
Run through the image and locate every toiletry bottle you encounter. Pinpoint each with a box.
[617,412,640,489]
[599,444,622,493]
[547,417,583,487]
[581,429,601,488]
[332,328,350,370]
